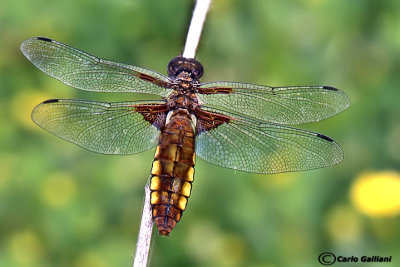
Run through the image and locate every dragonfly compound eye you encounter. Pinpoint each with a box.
[167,56,204,81]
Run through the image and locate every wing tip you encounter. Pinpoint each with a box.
[21,37,53,60]
[323,86,351,111]
[316,133,345,165]
[31,99,60,123]
[21,36,52,48]
[20,39,30,57]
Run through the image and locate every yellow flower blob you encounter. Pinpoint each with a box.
[41,173,77,207]
[350,171,400,217]
[8,230,43,266]
[10,90,50,131]
[74,251,107,267]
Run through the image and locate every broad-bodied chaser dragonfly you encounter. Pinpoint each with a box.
[21,37,349,235]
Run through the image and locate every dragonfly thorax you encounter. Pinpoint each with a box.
[167,90,199,111]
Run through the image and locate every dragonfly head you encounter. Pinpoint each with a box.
[167,56,204,81]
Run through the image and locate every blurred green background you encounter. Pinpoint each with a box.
[1,0,400,266]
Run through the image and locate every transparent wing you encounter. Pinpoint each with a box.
[32,99,164,154]
[21,37,172,96]
[195,108,343,174]
[198,81,350,124]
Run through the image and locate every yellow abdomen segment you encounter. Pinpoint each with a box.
[150,109,195,236]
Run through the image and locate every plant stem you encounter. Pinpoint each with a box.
[133,182,153,267]
[183,0,212,58]
[133,1,212,266]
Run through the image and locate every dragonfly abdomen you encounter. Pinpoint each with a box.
[150,109,195,236]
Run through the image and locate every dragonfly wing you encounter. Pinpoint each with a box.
[195,108,343,174]
[198,81,350,124]
[32,99,167,154]
[21,37,172,96]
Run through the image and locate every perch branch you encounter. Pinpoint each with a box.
[133,182,153,267]
[183,0,212,58]
[133,1,212,266]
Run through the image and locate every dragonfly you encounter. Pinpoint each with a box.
[21,37,349,236]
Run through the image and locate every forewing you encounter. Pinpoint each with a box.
[21,37,171,96]
[198,81,350,124]
[31,99,166,154]
[195,108,343,174]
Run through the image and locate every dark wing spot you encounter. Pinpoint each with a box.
[323,86,339,91]
[36,37,53,42]
[42,99,59,104]
[317,133,334,142]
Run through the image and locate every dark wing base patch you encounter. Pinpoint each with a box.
[194,108,232,134]
[134,104,169,130]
